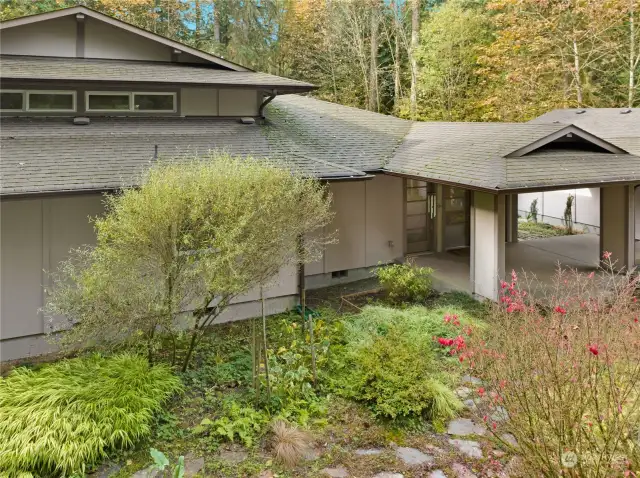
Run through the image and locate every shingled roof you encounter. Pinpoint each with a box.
[0,114,367,196]
[2,96,639,196]
[386,121,640,191]
[0,56,315,92]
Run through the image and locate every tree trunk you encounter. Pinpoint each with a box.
[213,0,221,43]
[392,1,401,108]
[194,0,202,49]
[410,0,420,119]
[572,39,583,106]
[630,1,636,107]
[369,4,379,112]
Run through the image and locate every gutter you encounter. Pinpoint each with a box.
[259,90,277,119]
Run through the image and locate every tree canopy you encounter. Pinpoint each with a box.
[2,0,638,119]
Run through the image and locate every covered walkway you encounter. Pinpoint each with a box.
[410,234,637,295]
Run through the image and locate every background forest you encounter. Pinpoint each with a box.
[2,0,639,122]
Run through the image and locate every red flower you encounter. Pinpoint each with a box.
[588,344,599,356]
[478,387,485,397]
[437,337,454,347]
[554,305,567,315]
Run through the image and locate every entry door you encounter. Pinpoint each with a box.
[405,179,437,254]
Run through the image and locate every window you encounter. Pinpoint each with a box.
[86,91,176,113]
[134,93,176,112]
[27,91,76,111]
[0,91,24,111]
[86,92,131,111]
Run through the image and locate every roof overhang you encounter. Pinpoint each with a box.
[0,6,251,72]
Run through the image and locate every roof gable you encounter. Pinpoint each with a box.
[0,6,249,71]
[506,125,628,157]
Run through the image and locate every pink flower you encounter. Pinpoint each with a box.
[603,251,612,260]
[588,271,595,279]
[478,387,485,397]
[554,305,567,315]
[500,280,508,289]
[437,337,454,347]
[588,344,599,356]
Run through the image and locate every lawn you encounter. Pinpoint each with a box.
[517,220,574,240]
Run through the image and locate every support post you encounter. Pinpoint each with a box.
[505,194,519,243]
[470,192,505,300]
[600,185,635,271]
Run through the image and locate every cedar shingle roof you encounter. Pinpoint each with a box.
[0,55,314,92]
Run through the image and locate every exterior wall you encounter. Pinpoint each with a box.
[1,17,77,57]
[305,175,404,288]
[218,89,260,117]
[181,88,219,116]
[519,188,601,233]
[84,17,171,61]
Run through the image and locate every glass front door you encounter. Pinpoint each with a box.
[405,179,436,254]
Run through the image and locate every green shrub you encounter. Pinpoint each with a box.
[195,400,270,448]
[375,262,434,304]
[330,305,472,421]
[0,353,182,476]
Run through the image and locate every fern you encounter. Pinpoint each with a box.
[0,353,182,476]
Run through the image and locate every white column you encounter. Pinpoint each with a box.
[470,192,505,300]
[600,185,635,271]
[505,194,519,243]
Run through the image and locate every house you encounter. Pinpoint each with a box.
[1,7,638,362]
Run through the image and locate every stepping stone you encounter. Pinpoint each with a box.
[455,386,472,399]
[461,375,482,386]
[448,439,483,459]
[429,471,448,478]
[355,448,383,456]
[447,418,486,436]
[184,456,204,477]
[132,466,158,478]
[501,433,518,448]
[491,406,509,422]
[322,467,349,478]
[258,472,274,478]
[463,399,477,410]
[372,474,404,478]
[451,463,478,478]
[395,447,434,466]
[218,450,248,464]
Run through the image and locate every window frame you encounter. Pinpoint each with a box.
[85,91,132,113]
[132,91,177,113]
[26,90,76,112]
[85,91,177,113]
[0,89,26,112]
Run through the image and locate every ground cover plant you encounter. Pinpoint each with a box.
[0,353,181,476]
[375,261,434,304]
[467,262,640,477]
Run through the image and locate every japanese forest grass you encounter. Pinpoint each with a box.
[0,353,182,476]
[328,304,485,422]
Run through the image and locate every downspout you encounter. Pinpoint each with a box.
[259,89,277,119]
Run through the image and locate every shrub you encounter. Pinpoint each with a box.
[467,264,640,477]
[375,261,434,304]
[0,354,182,476]
[330,305,473,420]
[196,400,270,448]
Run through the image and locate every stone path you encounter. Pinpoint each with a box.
[395,446,434,466]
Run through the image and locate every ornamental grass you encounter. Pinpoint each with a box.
[0,353,182,476]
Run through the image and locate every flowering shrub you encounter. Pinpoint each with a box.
[467,258,640,477]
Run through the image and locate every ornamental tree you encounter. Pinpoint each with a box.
[45,152,333,369]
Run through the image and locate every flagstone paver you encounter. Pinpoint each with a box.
[395,447,434,466]
[447,418,486,436]
[448,439,483,459]
[429,470,448,478]
[355,448,383,456]
[322,466,349,477]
